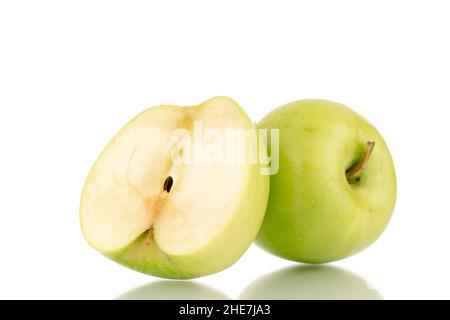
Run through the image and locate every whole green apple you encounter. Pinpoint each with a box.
[256,99,396,263]
[80,97,269,279]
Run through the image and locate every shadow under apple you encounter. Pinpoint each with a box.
[117,281,229,300]
[239,265,382,300]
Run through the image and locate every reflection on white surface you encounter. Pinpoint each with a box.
[239,265,382,300]
[117,281,229,300]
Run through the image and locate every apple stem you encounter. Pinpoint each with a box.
[346,141,375,181]
[145,227,154,245]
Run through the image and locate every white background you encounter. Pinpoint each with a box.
[1,0,449,300]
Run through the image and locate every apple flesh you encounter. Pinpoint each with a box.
[80,97,269,279]
[256,99,396,263]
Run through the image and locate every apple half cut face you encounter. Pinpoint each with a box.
[80,97,269,279]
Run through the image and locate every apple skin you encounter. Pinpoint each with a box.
[256,99,396,264]
[80,97,270,279]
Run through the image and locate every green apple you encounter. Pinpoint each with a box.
[239,266,382,300]
[256,99,396,263]
[80,96,269,279]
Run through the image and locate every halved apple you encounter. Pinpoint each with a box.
[80,97,269,279]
